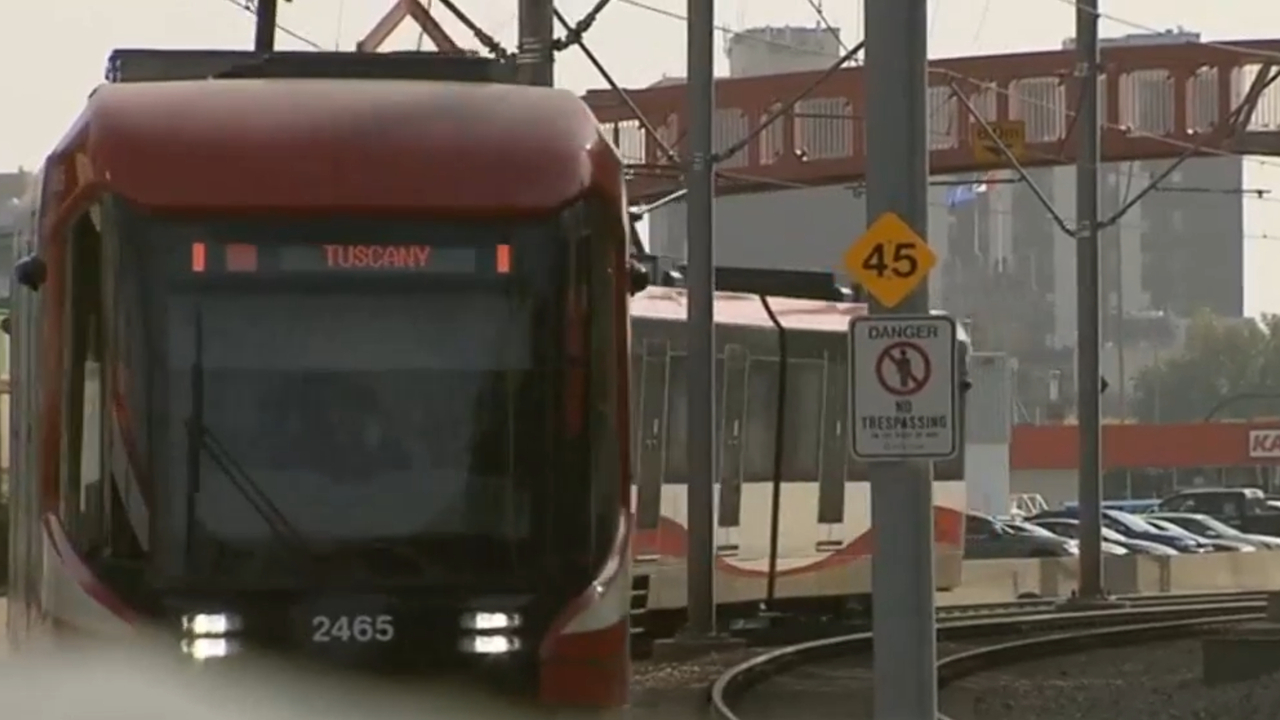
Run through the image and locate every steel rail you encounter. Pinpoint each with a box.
[709,593,1271,720]
[933,611,1264,720]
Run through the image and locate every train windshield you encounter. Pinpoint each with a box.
[151,220,572,588]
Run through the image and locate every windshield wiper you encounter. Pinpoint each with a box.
[181,309,446,585]
[184,308,316,566]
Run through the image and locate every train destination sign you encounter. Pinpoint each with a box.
[186,241,511,276]
[849,314,958,460]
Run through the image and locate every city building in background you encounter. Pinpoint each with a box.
[0,168,21,490]
[646,26,1275,423]
[0,169,26,303]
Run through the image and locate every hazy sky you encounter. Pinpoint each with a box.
[4,0,1279,306]
[4,0,1278,169]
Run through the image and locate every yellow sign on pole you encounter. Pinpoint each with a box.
[843,212,937,308]
[971,119,1026,163]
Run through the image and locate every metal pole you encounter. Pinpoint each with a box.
[683,0,716,638]
[517,0,555,85]
[254,0,279,52]
[1074,0,1105,601]
[865,0,935,716]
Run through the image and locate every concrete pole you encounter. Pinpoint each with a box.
[864,0,937,716]
[254,0,279,51]
[517,0,555,85]
[683,0,717,638]
[1074,0,1105,600]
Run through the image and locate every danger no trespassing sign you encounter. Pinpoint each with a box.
[849,314,959,460]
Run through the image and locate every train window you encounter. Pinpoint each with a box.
[584,217,621,564]
[717,345,748,527]
[664,354,688,483]
[782,359,824,482]
[741,358,779,483]
[633,341,668,530]
[59,215,108,555]
[662,352,728,485]
[817,358,846,524]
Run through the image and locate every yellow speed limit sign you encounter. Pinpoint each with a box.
[842,212,937,308]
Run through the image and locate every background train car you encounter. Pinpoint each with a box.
[5,49,631,710]
[627,277,968,629]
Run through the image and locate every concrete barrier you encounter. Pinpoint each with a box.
[940,552,1280,604]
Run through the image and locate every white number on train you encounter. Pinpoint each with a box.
[311,614,395,642]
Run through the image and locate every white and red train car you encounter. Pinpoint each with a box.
[5,49,632,710]
[628,286,968,623]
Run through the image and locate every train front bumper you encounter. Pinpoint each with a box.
[172,600,540,696]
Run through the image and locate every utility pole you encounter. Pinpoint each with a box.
[517,0,555,85]
[864,0,937,716]
[1074,0,1105,601]
[254,0,279,52]
[684,0,717,639]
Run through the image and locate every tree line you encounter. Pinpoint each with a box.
[1130,312,1280,423]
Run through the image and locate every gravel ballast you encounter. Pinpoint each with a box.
[943,640,1280,720]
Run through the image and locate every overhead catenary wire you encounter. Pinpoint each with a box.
[219,0,324,49]
[613,0,1280,174]
[802,0,850,54]
[1043,0,1280,64]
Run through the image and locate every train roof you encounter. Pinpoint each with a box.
[632,286,863,333]
[632,286,971,340]
[51,79,619,214]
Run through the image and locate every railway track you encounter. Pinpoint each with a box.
[710,591,1273,720]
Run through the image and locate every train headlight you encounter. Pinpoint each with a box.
[182,612,242,636]
[459,634,521,655]
[459,611,521,631]
[181,637,239,660]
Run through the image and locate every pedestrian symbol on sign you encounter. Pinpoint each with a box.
[875,341,931,397]
[891,348,920,389]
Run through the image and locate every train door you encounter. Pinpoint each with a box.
[716,344,748,557]
[633,338,669,562]
[815,352,848,552]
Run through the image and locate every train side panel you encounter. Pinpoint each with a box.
[628,288,968,614]
[633,479,966,610]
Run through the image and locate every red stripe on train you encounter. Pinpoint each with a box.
[632,506,964,577]
[43,513,138,624]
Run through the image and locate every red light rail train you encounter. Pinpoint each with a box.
[5,50,631,710]
[4,47,970,709]
[627,277,969,632]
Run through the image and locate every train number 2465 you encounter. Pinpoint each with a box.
[311,614,395,643]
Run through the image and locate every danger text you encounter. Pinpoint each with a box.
[868,324,939,341]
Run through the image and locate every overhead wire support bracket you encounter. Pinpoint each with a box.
[948,81,1075,237]
[1100,72,1280,229]
[432,0,514,60]
[550,0,615,53]
[711,40,865,166]
[552,8,680,168]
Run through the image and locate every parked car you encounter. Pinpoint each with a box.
[1030,517,1178,555]
[1154,487,1280,537]
[1143,517,1255,552]
[1146,511,1280,550]
[1063,499,1160,515]
[964,512,1076,559]
[1030,507,1207,553]
[1004,520,1128,555]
